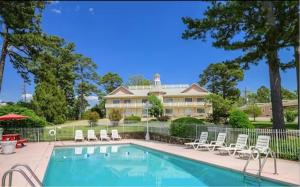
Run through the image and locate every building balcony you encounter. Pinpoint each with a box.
[105,103,146,108]
[163,102,210,107]
[105,102,211,109]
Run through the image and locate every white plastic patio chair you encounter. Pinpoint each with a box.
[197,132,227,151]
[237,135,271,159]
[87,130,97,141]
[111,130,121,140]
[100,130,110,141]
[74,130,84,141]
[184,132,208,149]
[217,134,248,155]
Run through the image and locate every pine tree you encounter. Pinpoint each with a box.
[182,1,298,129]
[0,1,46,92]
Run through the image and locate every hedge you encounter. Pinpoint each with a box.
[0,105,47,127]
[124,115,141,123]
[170,117,204,138]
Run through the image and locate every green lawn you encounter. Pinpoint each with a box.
[252,121,298,129]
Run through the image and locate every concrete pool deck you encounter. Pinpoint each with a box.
[0,140,299,186]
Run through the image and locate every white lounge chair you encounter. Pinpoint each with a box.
[100,130,110,141]
[197,132,226,151]
[75,130,84,141]
[184,132,208,149]
[111,130,121,140]
[237,135,271,159]
[87,130,97,141]
[217,134,248,155]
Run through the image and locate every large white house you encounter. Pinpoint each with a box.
[104,74,212,119]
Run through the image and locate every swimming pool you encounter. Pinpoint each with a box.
[43,144,286,186]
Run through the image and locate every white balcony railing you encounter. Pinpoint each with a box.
[105,102,210,108]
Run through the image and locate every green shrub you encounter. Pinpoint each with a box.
[285,110,297,122]
[124,115,141,123]
[170,117,204,138]
[108,109,122,126]
[88,111,99,126]
[0,105,47,127]
[157,115,170,122]
[229,109,254,128]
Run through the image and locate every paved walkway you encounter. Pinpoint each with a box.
[0,140,299,186]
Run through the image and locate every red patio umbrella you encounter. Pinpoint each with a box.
[0,113,28,121]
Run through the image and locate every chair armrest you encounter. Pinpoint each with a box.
[229,144,236,148]
[210,141,217,145]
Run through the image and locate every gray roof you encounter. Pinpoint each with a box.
[105,84,209,98]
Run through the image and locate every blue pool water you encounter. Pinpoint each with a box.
[43,144,286,186]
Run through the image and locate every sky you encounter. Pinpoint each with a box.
[0,1,297,104]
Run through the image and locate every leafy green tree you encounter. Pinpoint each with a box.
[74,54,100,119]
[257,86,270,103]
[229,109,254,128]
[0,1,46,92]
[126,75,151,86]
[147,95,163,118]
[281,88,297,100]
[245,104,262,122]
[199,63,243,101]
[247,93,258,104]
[205,94,233,124]
[182,1,298,129]
[101,72,123,93]
[87,111,99,127]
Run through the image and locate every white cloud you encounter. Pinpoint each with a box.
[51,9,62,14]
[88,8,95,14]
[21,93,33,101]
[85,95,98,107]
[85,95,98,102]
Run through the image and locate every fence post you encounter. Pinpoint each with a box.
[195,124,197,139]
[37,128,40,142]
[275,129,279,158]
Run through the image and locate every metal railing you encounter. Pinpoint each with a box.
[2,164,42,187]
[148,125,300,160]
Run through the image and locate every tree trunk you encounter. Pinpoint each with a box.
[263,1,285,129]
[0,24,9,93]
[268,58,285,129]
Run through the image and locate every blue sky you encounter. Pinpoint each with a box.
[0,1,297,103]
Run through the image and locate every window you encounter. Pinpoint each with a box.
[165,109,173,115]
[197,98,205,102]
[142,99,148,103]
[113,100,120,104]
[163,98,173,103]
[185,98,192,102]
[197,108,205,114]
[124,100,131,104]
